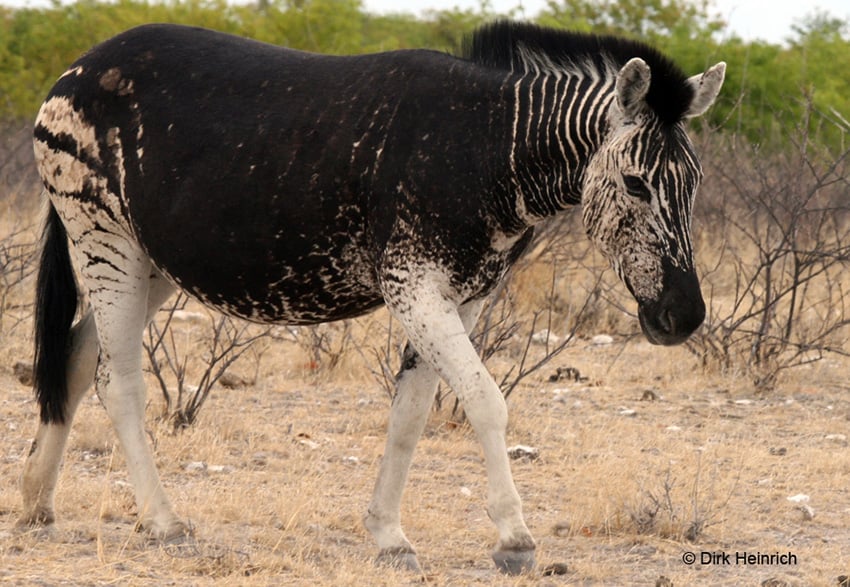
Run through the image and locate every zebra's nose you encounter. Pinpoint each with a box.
[638,268,705,345]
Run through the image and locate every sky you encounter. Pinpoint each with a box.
[2,0,848,45]
[363,0,850,45]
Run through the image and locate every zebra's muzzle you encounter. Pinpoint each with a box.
[637,267,705,346]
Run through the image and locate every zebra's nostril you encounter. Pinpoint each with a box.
[659,309,676,334]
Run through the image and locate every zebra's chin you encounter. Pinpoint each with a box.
[639,309,687,346]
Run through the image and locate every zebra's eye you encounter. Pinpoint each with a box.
[622,174,652,203]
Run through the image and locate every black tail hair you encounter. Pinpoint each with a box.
[33,205,79,424]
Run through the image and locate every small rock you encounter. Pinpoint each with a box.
[761,579,790,587]
[532,329,561,346]
[184,461,207,473]
[734,399,755,405]
[769,447,788,456]
[218,372,252,389]
[591,334,613,346]
[656,576,674,587]
[549,366,586,382]
[665,425,682,432]
[618,408,637,417]
[787,494,810,503]
[542,562,569,576]
[641,389,659,401]
[343,456,359,465]
[825,434,847,444]
[460,486,473,497]
[507,445,540,461]
[251,452,270,467]
[13,362,33,386]
[798,504,816,521]
[207,465,232,474]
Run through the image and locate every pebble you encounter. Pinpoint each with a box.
[507,445,540,461]
[185,461,207,473]
[531,329,562,345]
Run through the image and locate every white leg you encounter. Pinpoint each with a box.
[389,285,535,574]
[364,347,438,572]
[87,258,184,540]
[364,299,486,572]
[19,312,98,530]
[19,269,176,535]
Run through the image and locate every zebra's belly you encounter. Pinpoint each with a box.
[141,217,386,325]
[154,256,386,325]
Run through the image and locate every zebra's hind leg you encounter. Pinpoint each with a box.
[18,269,177,538]
[18,312,98,535]
[86,258,185,541]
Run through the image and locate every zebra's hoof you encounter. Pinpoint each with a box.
[14,517,57,541]
[492,548,536,575]
[138,519,195,545]
[375,547,422,574]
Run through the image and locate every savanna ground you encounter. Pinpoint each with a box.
[1,124,849,586]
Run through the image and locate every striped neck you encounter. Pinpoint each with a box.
[503,68,615,228]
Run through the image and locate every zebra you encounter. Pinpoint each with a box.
[20,21,724,574]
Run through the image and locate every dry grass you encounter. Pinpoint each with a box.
[2,308,849,585]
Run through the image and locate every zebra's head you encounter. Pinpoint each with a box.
[582,58,725,345]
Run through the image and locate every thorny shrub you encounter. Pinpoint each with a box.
[688,105,850,390]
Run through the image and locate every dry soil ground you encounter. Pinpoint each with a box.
[1,307,849,586]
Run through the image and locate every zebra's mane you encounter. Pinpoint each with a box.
[462,21,695,125]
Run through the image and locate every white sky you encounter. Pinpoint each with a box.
[363,0,850,45]
[2,0,848,45]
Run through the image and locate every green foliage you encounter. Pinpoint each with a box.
[0,0,848,149]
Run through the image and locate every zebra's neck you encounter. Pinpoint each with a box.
[502,69,615,229]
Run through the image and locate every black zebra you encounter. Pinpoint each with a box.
[21,22,724,574]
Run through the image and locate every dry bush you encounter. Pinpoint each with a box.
[622,451,738,542]
[689,107,850,390]
[0,123,40,335]
[0,122,39,215]
[0,224,36,333]
[144,294,274,430]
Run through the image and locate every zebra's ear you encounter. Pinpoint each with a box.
[615,58,651,120]
[684,62,726,118]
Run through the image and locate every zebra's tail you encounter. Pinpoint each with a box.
[33,204,79,424]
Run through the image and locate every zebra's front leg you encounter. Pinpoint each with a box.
[365,300,486,572]
[387,290,535,574]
